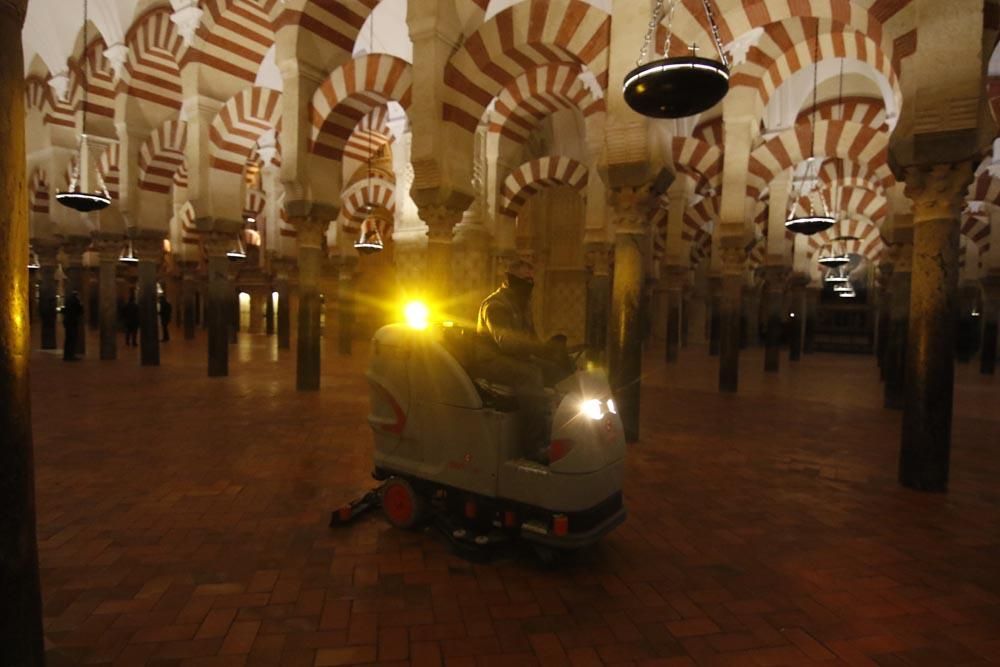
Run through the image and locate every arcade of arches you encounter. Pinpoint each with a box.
[2,0,1000,664]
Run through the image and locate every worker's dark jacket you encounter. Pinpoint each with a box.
[476,283,543,361]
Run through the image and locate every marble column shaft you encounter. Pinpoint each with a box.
[265,285,275,336]
[38,262,57,349]
[609,226,645,443]
[764,282,784,373]
[182,274,197,340]
[0,3,46,663]
[206,254,230,377]
[899,162,972,493]
[884,267,911,409]
[338,260,355,357]
[981,290,998,375]
[137,258,160,366]
[789,284,806,362]
[64,261,87,357]
[276,275,291,350]
[717,246,744,393]
[707,277,721,356]
[584,244,611,360]
[93,242,120,361]
[295,217,328,391]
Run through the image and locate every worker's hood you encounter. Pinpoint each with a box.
[504,272,534,302]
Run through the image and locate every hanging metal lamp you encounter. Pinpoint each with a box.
[227,234,247,260]
[818,240,850,269]
[119,239,138,264]
[56,0,112,213]
[623,0,730,119]
[354,213,384,255]
[27,246,41,270]
[784,22,834,236]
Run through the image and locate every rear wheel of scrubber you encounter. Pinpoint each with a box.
[381,477,424,529]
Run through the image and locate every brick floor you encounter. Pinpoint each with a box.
[31,331,1000,666]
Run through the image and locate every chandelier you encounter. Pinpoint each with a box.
[119,239,138,264]
[27,246,41,270]
[56,0,112,213]
[354,19,385,259]
[784,21,834,235]
[227,233,247,261]
[818,241,850,269]
[623,0,730,119]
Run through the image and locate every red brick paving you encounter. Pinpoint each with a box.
[30,331,1000,665]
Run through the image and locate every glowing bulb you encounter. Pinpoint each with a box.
[581,399,604,421]
[403,301,430,330]
[606,398,617,415]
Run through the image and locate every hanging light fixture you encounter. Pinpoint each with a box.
[833,282,852,293]
[227,233,247,260]
[818,239,850,269]
[354,23,385,257]
[119,239,138,264]
[354,210,385,255]
[785,21,834,235]
[838,289,856,299]
[27,246,41,270]
[56,0,112,213]
[824,267,848,284]
[623,0,730,119]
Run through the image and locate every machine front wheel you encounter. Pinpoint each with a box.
[380,477,425,529]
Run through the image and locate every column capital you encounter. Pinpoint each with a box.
[202,231,235,259]
[131,231,166,263]
[660,263,687,289]
[287,216,329,249]
[33,239,61,267]
[58,235,92,265]
[762,265,790,291]
[419,204,463,241]
[91,233,123,262]
[902,161,975,225]
[718,237,747,277]
[609,183,656,234]
[788,272,810,289]
[0,1,28,23]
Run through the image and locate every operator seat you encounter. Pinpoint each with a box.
[438,325,519,411]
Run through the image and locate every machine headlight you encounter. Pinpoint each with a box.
[403,301,430,330]
[580,398,604,420]
[606,398,617,415]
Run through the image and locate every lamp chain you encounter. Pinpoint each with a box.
[638,0,668,67]
[701,0,729,68]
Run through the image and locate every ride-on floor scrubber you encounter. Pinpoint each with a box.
[332,303,626,554]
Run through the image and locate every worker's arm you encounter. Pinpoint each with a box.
[483,303,548,359]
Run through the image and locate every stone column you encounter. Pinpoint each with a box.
[421,205,462,301]
[276,269,291,350]
[608,185,651,443]
[292,216,329,391]
[337,256,356,357]
[788,275,808,362]
[61,238,90,357]
[875,262,893,376]
[230,288,239,343]
[87,267,100,330]
[133,235,163,366]
[981,279,999,375]
[707,275,721,356]
[203,235,232,377]
[0,2,46,662]
[248,288,265,334]
[182,268,197,340]
[884,234,913,409]
[265,281,275,336]
[899,162,973,492]
[763,266,788,373]
[585,243,611,359]
[36,241,59,349]
[92,234,121,360]
[742,284,760,349]
[662,265,685,363]
[718,243,745,393]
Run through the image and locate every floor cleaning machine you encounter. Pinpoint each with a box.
[332,303,627,554]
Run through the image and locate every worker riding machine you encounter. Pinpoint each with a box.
[332,304,627,554]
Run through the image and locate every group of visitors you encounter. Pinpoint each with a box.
[61,291,174,361]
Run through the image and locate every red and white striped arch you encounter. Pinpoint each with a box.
[960,209,991,254]
[139,120,188,193]
[343,106,394,165]
[731,18,900,111]
[967,164,1000,209]
[310,54,411,162]
[29,168,49,216]
[499,156,589,220]
[122,6,183,109]
[244,188,265,221]
[25,76,47,113]
[692,117,723,147]
[443,0,610,133]
[185,0,276,84]
[807,217,884,261]
[98,143,120,199]
[173,159,189,190]
[689,227,712,267]
[817,158,888,195]
[748,119,892,195]
[211,87,282,174]
[274,0,378,55]
[669,137,723,194]
[797,96,888,129]
[176,201,201,248]
[28,74,74,129]
[487,63,605,145]
[340,175,396,232]
[68,38,116,122]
